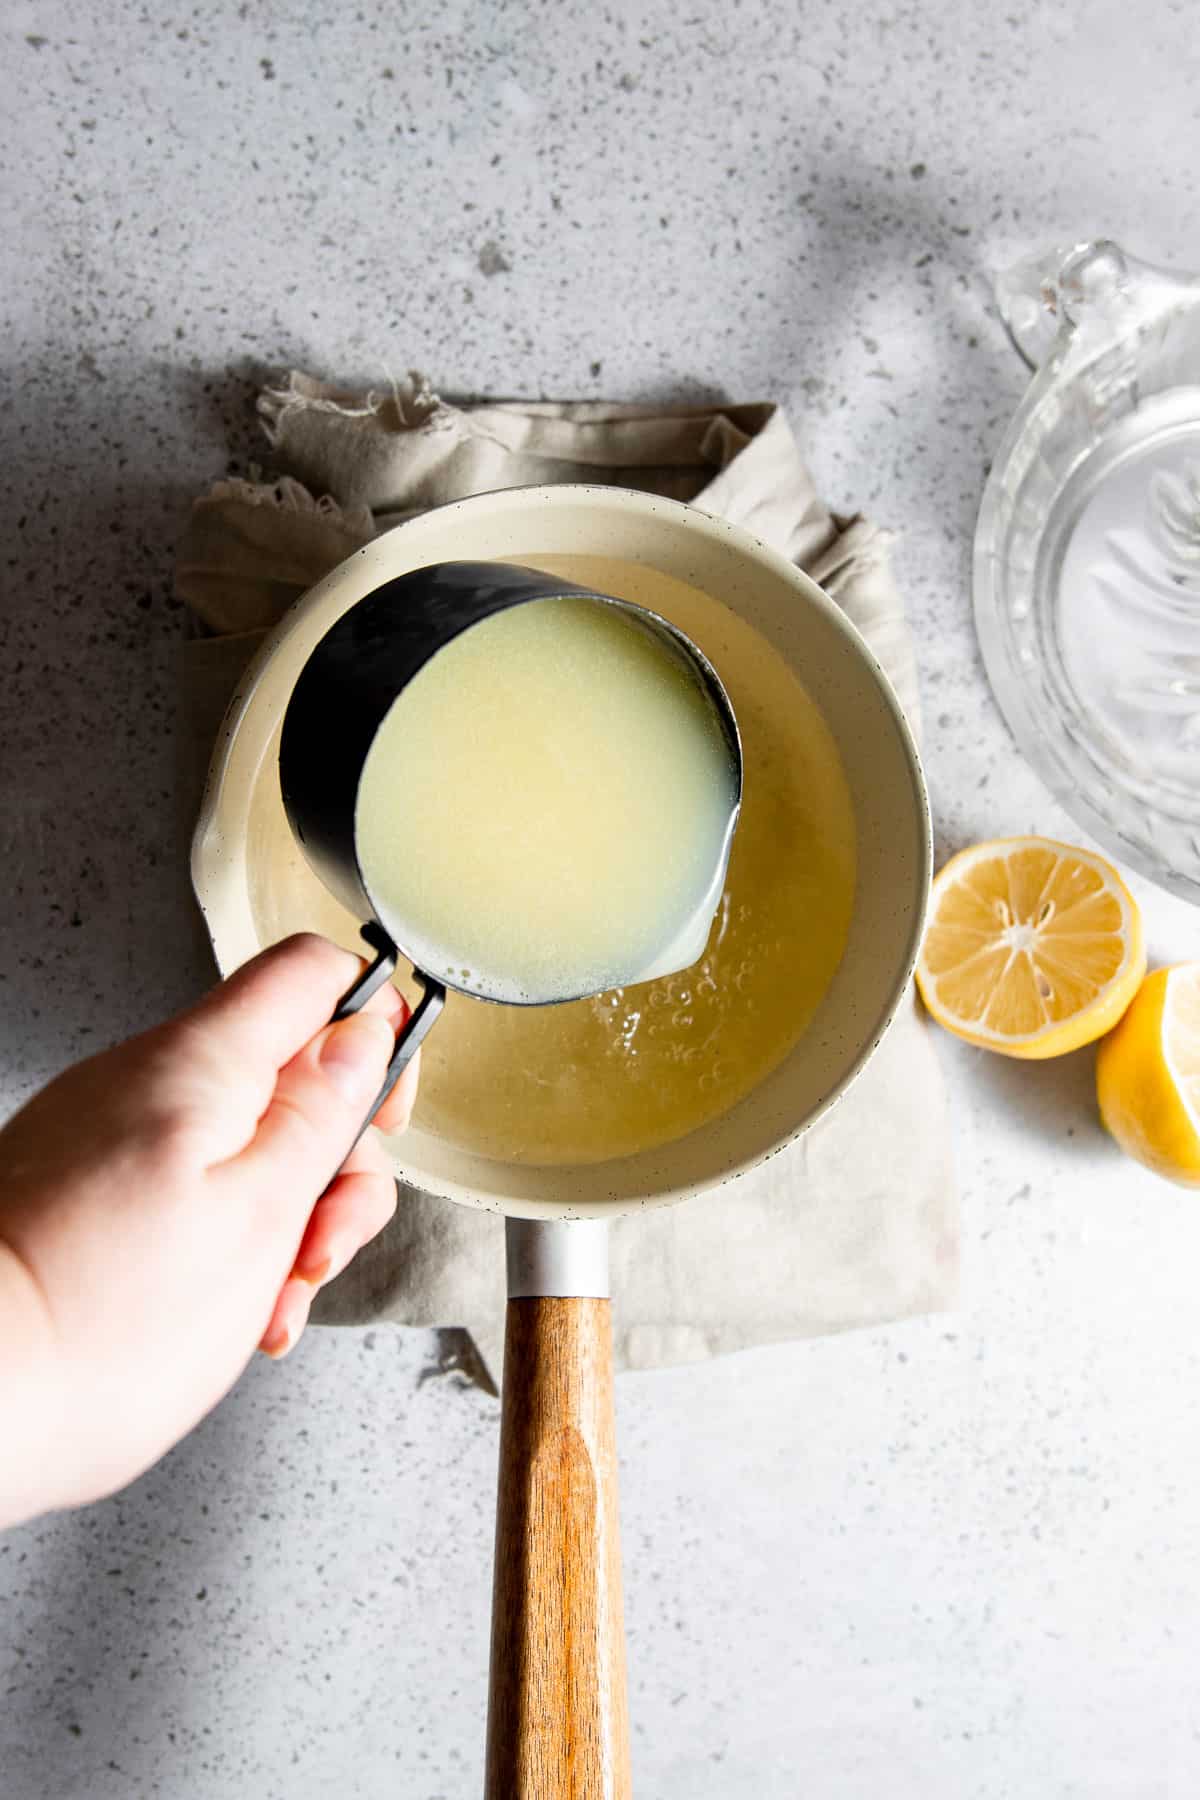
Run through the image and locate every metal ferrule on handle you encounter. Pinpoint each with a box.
[505,1216,610,1299]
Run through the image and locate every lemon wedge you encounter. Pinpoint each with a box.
[916,836,1145,1058]
[1096,965,1200,1186]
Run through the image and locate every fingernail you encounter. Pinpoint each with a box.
[378,1053,420,1139]
[293,1229,359,1284]
[260,1279,314,1359]
[319,1013,394,1106]
[379,1102,415,1140]
[295,1224,361,1281]
[292,1250,333,1285]
[260,1321,293,1359]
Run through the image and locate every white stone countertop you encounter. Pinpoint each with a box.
[2,2,1198,1794]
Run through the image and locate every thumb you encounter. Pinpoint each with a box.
[231,1011,396,1210]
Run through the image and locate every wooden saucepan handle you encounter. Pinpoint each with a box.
[485,1285,630,1798]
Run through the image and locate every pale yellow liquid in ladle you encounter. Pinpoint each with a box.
[386,555,857,1166]
[356,596,738,1006]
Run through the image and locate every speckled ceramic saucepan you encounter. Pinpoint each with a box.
[191,485,930,1799]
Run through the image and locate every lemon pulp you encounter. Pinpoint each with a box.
[917,836,1144,1059]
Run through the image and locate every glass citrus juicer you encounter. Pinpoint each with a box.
[977,237,1200,903]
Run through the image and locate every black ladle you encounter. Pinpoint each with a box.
[280,560,742,1129]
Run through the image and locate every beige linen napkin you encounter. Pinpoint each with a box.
[178,372,956,1381]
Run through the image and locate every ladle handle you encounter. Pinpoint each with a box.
[333,923,446,1135]
[486,1263,630,1797]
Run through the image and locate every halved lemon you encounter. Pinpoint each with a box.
[1096,965,1200,1187]
[916,836,1145,1058]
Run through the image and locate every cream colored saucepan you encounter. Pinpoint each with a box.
[191,486,930,1799]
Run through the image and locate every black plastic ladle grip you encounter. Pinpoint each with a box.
[332,921,446,1137]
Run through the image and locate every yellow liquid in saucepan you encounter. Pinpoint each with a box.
[390,555,857,1166]
[356,595,738,1006]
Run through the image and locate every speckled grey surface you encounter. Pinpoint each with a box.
[1,2,1198,1795]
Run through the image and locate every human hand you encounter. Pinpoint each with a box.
[0,934,415,1526]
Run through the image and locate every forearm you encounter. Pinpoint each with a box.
[0,1236,67,1529]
